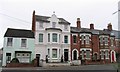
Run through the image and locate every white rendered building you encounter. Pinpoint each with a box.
[32,11,71,62]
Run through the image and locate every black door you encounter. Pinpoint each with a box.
[73,50,77,60]
[36,54,40,67]
[64,49,68,62]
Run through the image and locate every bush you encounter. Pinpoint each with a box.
[10,58,19,63]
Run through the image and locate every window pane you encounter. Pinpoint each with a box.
[100,37,103,44]
[104,37,108,44]
[111,38,114,46]
[52,33,57,42]
[39,34,43,42]
[86,35,89,44]
[64,35,68,43]
[7,38,13,46]
[52,49,57,58]
[101,51,104,59]
[81,51,84,60]
[81,35,84,44]
[21,39,27,47]
[48,33,50,42]
[73,35,76,43]
[105,51,109,59]
[86,50,90,58]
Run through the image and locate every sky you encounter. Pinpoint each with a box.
[0,0,119,48]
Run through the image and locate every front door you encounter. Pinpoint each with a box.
[112,52,115,62]
[36,54,40,67]
[94,53,97,61]
[64,49,68,62]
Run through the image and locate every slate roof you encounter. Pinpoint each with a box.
[35,15,70,24]
[70,27,120,38]
[4,28,34,38]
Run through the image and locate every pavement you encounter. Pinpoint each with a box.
[1,63,119,72]
[1,64,118,70]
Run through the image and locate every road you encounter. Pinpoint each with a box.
[1,64,119,72]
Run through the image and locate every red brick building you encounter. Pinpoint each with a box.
[70,18,120,64]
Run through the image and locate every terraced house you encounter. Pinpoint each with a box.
[32,11,71,63]
[71,18,120,64]
[2,28,35,66]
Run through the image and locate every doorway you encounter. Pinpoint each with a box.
[36,54,40,67]
[73,50,77,60]
[94,53,97,61]
[64,49,68,62]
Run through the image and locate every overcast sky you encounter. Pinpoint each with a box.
[0,0,119,48]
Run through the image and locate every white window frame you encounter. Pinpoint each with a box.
[64,35,68,43]
[100,37,103,45]
[48,33,50,42]
[81,35,84,44]
[52,33,57,42]
[86,50,91,59]
[7,38,13,47]
[104,37,108,45]
[73,35,77,43]
[39,33,43,43]
[21,39,27,48]
[85,35,90,44]
[105,50,109,59]
[101,51,104,60]
[52,49,57,59]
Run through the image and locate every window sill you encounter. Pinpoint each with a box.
[7,46,13,47]
[52,58,58,60]
[20,47,28,49]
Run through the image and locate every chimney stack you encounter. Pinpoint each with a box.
[90,23,94,29]
[32,10,36,33]
[107,23,112,31]
[77,18,81,29]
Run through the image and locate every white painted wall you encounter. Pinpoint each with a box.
[35,14,71,62]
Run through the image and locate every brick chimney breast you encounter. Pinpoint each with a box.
[107,23,112,31]
[77,18,81,29]
[90,23,94,29]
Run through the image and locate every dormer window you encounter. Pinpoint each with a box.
[52,22,56,28]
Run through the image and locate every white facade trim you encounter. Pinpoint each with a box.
[72,49,79,60]
[80,48,92,51]
[110,50,116,62]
